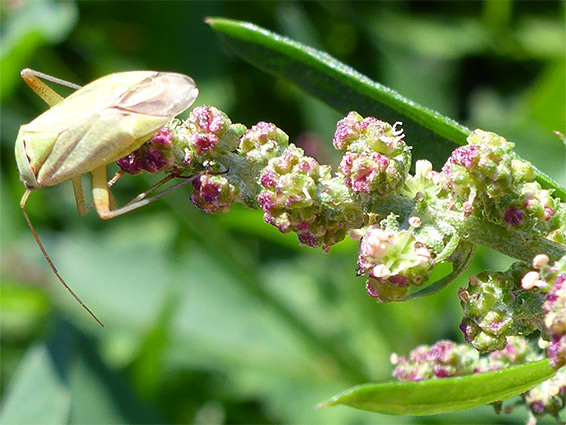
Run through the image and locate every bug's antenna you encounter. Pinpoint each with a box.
[20,190,104,327]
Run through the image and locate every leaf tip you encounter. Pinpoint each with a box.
[317,393,347,409]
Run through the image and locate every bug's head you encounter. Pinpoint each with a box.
[15,128,40,190]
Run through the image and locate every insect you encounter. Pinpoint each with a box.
[16,69,199,326]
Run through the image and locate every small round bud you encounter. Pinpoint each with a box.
[522,271,541,290]
[239,122,289,164]
[190,174,239,213]
[415,160,433,178]
[533,254,550,269]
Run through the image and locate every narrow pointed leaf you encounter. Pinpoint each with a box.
[207,18,565,200]
[319,360,556,415]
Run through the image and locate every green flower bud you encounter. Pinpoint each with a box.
[239,121,289,164]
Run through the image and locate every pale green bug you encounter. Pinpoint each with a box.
[16,69,199,326]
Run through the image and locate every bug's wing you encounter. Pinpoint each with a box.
[118,72,198,117]
[21,71,198,187]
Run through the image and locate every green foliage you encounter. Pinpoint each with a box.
[1,1,564,424]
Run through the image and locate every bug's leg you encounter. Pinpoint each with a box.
[92,166,197,220]
[72,177,91,216]
[76,171,125,215]
[124,174,176,206]
[108,170,125,188]
[21,69,65,107]
[19,189,104,326]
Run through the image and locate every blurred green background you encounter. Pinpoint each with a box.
[1,1,564,424]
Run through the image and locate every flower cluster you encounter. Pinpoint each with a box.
[118,106,246,175]
[544,273,566,369]
[459,262,545,353]
[181,105,244,160]
[333,112,411,195]
[113,107,565,424]
[522,367,565,425]
[391,340,480,381]
[356,215,435,302]
[441,130,563,237]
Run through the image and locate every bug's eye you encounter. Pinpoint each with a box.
[117,73,197,117]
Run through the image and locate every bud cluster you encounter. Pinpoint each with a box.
[239,121,289,164]
[458,262,545,353]
[257,145,360,250]
[441,130,563,238]
[181,105,244,160]
[113,107,565,424]
[115,109,564,312]
[522,367,565,425]
[117,126,180,175]
[333,112,411,196]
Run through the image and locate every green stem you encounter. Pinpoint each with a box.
[366,194,566,262]
[436,207,566,263]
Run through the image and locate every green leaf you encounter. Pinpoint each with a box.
[319,359,556,416]
[0,344,71,425]
[207,17,565,200]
